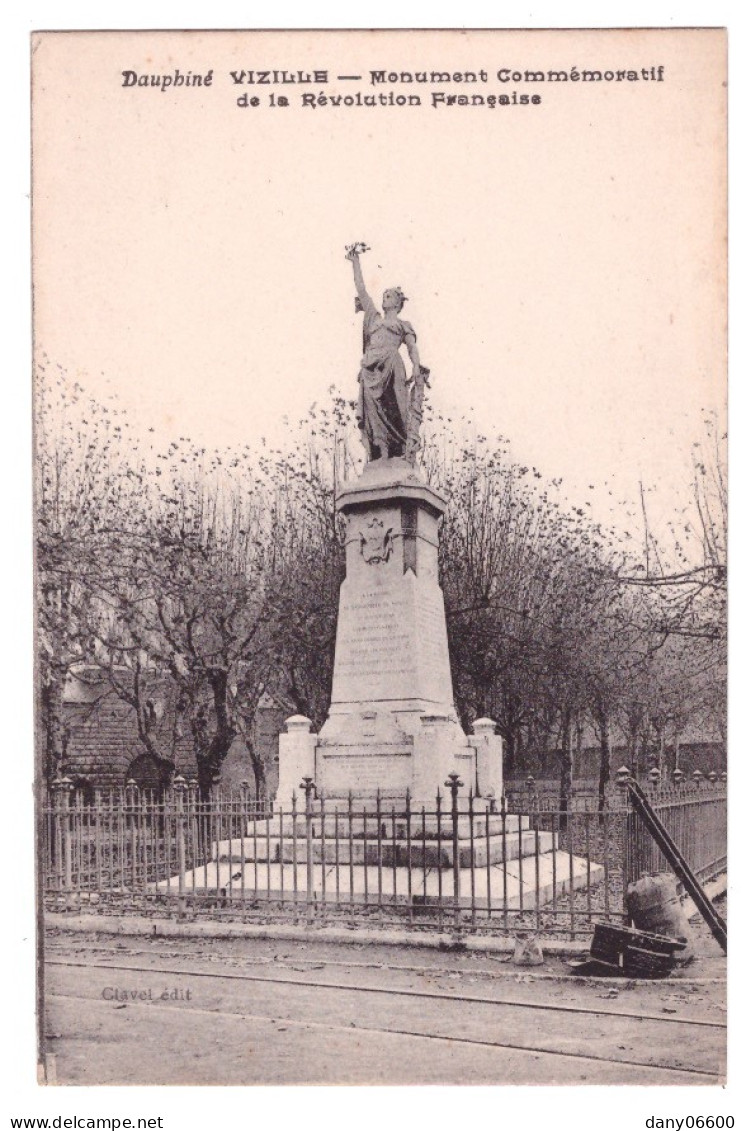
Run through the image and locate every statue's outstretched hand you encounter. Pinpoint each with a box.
[345,242,370,260]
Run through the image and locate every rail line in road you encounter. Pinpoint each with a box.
[45,984,722,1082]
[46,956,726,1031]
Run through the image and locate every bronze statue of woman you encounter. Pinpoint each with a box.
[346,243,427,463]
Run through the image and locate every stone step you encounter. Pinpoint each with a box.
[301,795,499,814]
[215,829,556,868]
[154,851,604,911]
[242,812,530,841]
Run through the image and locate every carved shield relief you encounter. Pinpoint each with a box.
[360,517,393,564]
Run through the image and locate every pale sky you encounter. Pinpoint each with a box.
[32,28,726,538]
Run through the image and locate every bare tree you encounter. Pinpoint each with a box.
[36,371,726,810]
[34,358,149,781]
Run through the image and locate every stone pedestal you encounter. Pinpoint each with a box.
[277,457,497,808]
[275,715,316,810]
[472,717,504,800]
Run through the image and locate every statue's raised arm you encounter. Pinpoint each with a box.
[345,242,373,313]
[346,242,430,466]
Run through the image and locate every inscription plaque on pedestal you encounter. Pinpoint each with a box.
[322,749,412,795]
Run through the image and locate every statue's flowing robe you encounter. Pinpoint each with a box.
[356,294,415,459]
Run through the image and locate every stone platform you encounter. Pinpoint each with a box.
[157,810,602,914]
[214,823,555,869]
[157,852,603,911]
[238,811,532,837]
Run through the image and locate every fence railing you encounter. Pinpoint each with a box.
[42,769,726,940]
[619,770,727,887]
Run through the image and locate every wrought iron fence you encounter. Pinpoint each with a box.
[621,771,727,887]
[42,769,726,940]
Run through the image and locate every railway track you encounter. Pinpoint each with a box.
[44,954,725,1081]
[45,989,719,1081]
[46,956,726,1031]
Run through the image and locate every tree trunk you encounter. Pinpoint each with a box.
[658,729,666,780]
[534,708,557,777]
[558,708,573,821]
[640,729,650,775]
[627,720,639,779]
[40,671,67,783]
[246,735,267,805]
[514,725,525,772]
[503,729,516,777]
[193,670,237,800]
[596,703,611,816]
[107,663,175,788]
[134,721,176,791]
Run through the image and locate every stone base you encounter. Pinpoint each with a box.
[276,712,503,811]
[239,812,532,836]
[316,710,475,808]
[217,820,552,869]
[158,852,604,912]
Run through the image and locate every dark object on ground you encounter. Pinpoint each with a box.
[628,873,692,958]
[566,957,621,977]
[623,945,676,979]
[568,921,685,978]
[592,922,686,962]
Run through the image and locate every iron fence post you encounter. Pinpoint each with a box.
[240,779,251,820]
[49,778,61,886]
[173,775,187,920]
[211,773,222,888]
[348,791,355,925]
[125,778,139,893]
[375,789,383,911]
[615,765,632,922]
[291,790,299,919]
[52,777,73,909]
[60,776,73,908]
[404,788,413,926]
[500,789,509,931]
[300,777,316,927]
[319,789,327,916]
[187,779,200,877]
[446,772,463,938]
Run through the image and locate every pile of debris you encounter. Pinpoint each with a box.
[571,872,693,979]
[569,921,687,979]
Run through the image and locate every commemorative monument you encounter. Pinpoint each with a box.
[275,245,503,809]
[204,247,596,906]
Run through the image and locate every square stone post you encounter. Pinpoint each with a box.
[411,714,473,807]
[471,717,503,800]
[275,715,317,811]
